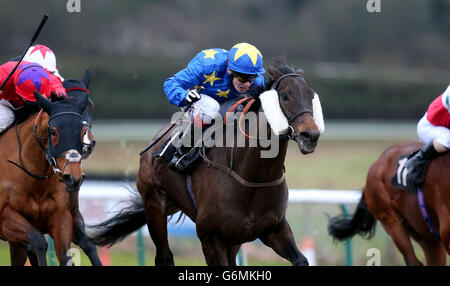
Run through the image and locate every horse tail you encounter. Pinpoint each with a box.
[328,190,377,241]
[88,191,146,247]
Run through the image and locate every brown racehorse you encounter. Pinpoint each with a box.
[328,141,450,265]
[89,57,320,266]
[0,86,91,266]
[7,71,101,266]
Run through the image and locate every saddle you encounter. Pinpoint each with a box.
[147,96,257,174]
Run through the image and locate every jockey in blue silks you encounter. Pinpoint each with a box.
[163,43,325,173]
[164,42,265,129]
[163,43,265,172]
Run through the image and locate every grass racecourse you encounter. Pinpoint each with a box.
[0,121,446,266]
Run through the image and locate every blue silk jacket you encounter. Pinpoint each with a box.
[163,48,265,107]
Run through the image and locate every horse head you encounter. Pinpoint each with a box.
[265,57,320,154]
[62,70,95,159]
[34,88,89,193]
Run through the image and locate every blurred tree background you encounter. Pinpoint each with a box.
[0,0,448,120]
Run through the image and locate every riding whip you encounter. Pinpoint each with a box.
[181,86,204,112]
[0,14,49,91]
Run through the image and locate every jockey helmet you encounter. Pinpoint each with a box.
[23,45,64,81]
[14,63,51,101]
[228,43,265,75]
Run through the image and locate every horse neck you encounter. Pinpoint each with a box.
[229,108,289,182]
[18,111,51,173]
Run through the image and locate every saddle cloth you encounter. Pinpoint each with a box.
[390,149,432,194]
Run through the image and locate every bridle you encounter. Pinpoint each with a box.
[270,72,313,140]
[8,109,83,182]
[66,86,94,159]
[199,72,315,188]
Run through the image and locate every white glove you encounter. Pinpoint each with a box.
[259,89,289,136]
[185,89,201,103]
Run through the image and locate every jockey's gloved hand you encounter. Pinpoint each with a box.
[185,89,201,104]
[51,88,67,101]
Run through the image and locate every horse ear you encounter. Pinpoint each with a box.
[267,66,282,82]
[34,91,55,113]
[82,70,91,89]
[76,93,89,113]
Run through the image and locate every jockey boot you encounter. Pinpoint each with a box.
[168,121,204,173]
[404,141,443,188]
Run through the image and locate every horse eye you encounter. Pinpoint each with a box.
[281,92,289,101]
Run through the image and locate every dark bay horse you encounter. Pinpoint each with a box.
[90,57,320,266]
[328,141,450,265]
[0,82,93,266]
[7,71,101,266]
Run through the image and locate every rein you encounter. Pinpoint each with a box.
[195,73,313,188]
[199,146,285,188]
[8,110,55,180]
[8,109,82,180]
[231,73,313,140]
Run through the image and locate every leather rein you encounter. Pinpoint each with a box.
[200,73,310,188]
[7,109,81,180]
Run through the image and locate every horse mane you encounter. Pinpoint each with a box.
[12,102,41,126]
[264,56,297,90]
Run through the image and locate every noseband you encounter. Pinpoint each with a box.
[271,73,313,139]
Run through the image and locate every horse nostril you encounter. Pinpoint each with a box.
[300,131,320,143]
[62,174,74,186]
[300,131,311,140]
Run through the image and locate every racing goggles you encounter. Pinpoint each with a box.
[232,71,256,84]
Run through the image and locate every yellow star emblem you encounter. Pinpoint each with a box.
[203,71,220,87]
[233,43,262,66]
[216,89,230,98]
[187,85,200,92]
[202,49,219,60]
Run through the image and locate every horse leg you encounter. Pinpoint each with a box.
[9,242,29,266]
[227,244,241,266]
[26,244,39,266]
[142,192,174,266]
[417,239,446,266]
[378,215,423,266]
[72,208,102,266]
[438,213,450,256]
[0,205,48,265]
[49,211,74,266]
[259,218,308,266]
[198,232,229,266]
[9,242,40,266]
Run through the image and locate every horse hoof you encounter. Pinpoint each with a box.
[293,257,309,266]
